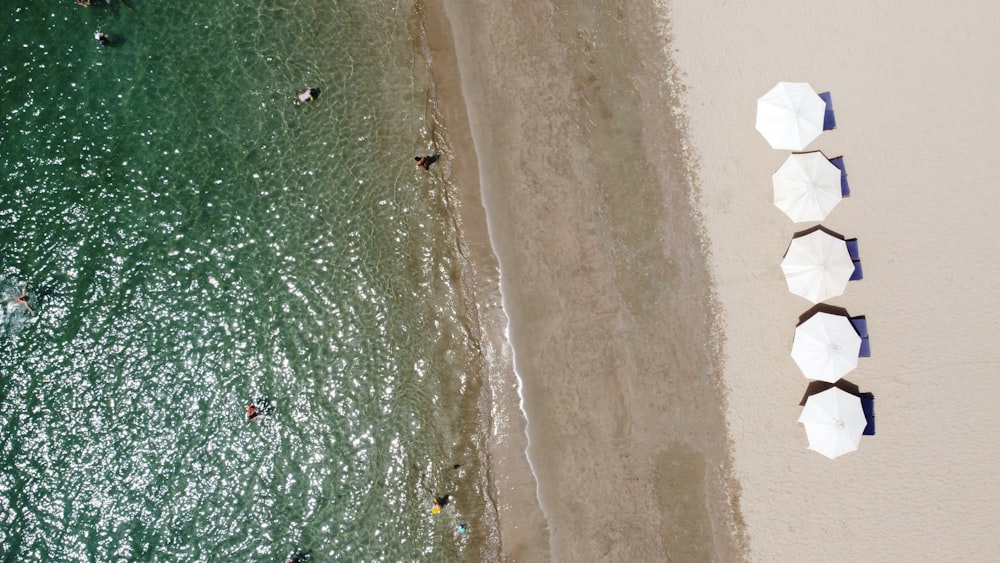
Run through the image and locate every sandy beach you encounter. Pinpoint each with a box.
[432,1,742,560]
[668,1,1000,561]
[425,0,1000,561]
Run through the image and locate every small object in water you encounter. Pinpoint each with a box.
[7,283,34,315]
[247,397,272,421]
[415,154,440,170]
[297,88,319,102]
[95,30,109,46]
[432,494,451,514]
[457,523,468,534]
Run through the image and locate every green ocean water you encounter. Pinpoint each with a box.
[1,1,486,560]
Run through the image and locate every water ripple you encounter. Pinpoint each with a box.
[2,0,482,560]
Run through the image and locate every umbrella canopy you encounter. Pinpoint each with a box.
[798,387,867,459]
[756,82,826,150]
[773,152,843,222]
[781,230,854,304]
[791,312,862,382]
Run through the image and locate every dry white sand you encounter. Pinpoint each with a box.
[668,1,1000,561]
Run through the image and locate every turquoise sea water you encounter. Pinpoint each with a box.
[1,1,487,560]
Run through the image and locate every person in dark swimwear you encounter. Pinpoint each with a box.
[415,154,440,170]
[431,494,451,514]
[95,30,109,46]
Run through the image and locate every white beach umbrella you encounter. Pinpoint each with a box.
[773,151,843,223]
[755,82,826,150]
[798,387,867,459]
[780,230,854,304]
[791,312,862,383]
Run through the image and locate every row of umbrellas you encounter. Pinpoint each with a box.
[758,82,871,459]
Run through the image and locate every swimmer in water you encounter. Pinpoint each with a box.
[8,284,34,315]
[247,397,274,422]
[415,154,440,170]
[95,30,109,46]
[297,88,319,102]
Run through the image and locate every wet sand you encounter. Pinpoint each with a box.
[427,1,746,560]
[415,4,548,559]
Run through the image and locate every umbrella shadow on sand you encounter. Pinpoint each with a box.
[787,224,847,249]
[796,303,851,326]
[799,379,874,407]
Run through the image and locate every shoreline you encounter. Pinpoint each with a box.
[415,3,550,560]
[431,1,746,560]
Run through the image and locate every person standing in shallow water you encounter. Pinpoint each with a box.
[415,154,440,170]
[431,494,451,514]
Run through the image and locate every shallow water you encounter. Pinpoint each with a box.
[1,1,483,560]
